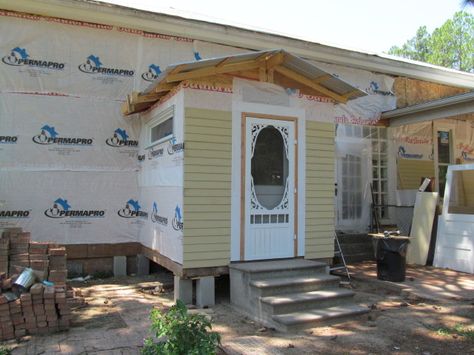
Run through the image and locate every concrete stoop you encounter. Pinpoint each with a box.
[229,259,369,332]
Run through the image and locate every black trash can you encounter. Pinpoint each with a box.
[372,237,410,282]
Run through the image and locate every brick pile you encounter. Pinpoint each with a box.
[0,229,76,341]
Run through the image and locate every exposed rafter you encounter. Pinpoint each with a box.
[273,66,348,103]
[122,49,366,115]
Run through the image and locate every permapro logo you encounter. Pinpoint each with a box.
[0,209,30,218]
[151,202,168,226]
[78,54,134,76]
[105,128,138,147]
[141,64,161,82]
[32,125,93,146]
[148,146,164,160]
[44,198,105,219]
[0,136,18,144]
[118,199,148,218]
[167,138,185,155]
[2,47,65,70]
[398,146,423,159]
[172,205,183,231]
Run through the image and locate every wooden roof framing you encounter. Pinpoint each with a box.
[121,49,367,116]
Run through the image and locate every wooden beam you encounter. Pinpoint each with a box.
[259,66,268,82]
[313,74,332,84]
[267,69,274,83]
[154,83,177,93]
[166,60,262,82]
[342,89,362,99]
[169,64,185,75]
[132,92,160,105]
[216,57,232,67]
[274,66,348,103]
[265,51,286,69]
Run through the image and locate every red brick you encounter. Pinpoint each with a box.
[44,286,55,299]
[48,247,66,256]
[20,293,32,302]
[30,283,44,295]
[33,305,45,315]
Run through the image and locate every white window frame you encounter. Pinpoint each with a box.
[434,122,455,199]
[146,105,175,148]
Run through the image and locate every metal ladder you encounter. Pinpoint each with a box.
[329,232,351,284]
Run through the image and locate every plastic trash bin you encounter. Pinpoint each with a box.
[372,236,410,282]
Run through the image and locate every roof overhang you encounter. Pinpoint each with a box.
[2,0,474,89]
[121,49,367,115]
[381,91,474,127]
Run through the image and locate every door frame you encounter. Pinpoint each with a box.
[434,122,456,198]
[240,112,298,261]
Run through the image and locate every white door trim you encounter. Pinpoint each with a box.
[230,101,305,261]
[242,114,297,261]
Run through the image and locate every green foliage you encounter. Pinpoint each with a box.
[437,323,474,339]
[141,300,221,355]
[0,345,12,355]
[388,11,474,72]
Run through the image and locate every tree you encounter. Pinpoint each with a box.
[388,11,474,72]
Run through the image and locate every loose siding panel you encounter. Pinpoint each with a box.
[183,108,232,269]
[305,121,335,259]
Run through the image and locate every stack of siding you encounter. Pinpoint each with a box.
[0,229,78,341]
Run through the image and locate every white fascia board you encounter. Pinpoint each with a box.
[384,92,474,127]
[2,0,474,89]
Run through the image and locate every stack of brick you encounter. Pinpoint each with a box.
[8,232,31,275]
[0,229,75,341]
[0,238,8,274]
[29,242,49,280]
[48,246,67,286]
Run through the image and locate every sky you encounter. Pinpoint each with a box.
[100,0,473,54]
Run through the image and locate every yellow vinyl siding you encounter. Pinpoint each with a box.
[305,121,335,259]
[397,158,435,189]
[183,108,232,268]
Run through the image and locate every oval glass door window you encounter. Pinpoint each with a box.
[251,126,288,209]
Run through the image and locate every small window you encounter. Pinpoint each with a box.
[147,106,174,147]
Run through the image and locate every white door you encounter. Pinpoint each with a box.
[243,116,296,260]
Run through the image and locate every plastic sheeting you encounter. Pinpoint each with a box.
[314,61,397,125]
[0,170,139,244]
[0,93,140,171]
[392,122,433,161]
[335,133,372,232]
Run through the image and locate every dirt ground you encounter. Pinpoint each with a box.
[3,273,474,355]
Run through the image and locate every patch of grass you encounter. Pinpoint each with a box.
[437,323,474,339]
[0,345,12,355]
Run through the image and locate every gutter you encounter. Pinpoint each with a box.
[1,0,474,89]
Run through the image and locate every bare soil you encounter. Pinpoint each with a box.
[4,274,474,355]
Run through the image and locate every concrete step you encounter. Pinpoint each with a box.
[260,288,355,315]
[229,259,327,280]
[250,275,340,297]
[272,304,369,331]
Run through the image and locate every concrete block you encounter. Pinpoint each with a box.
[113,256,127,277]
[196,276,215,308]
[136,254,150,276]
[173,276,192,304]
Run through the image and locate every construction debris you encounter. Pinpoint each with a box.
[0,228,79,341]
